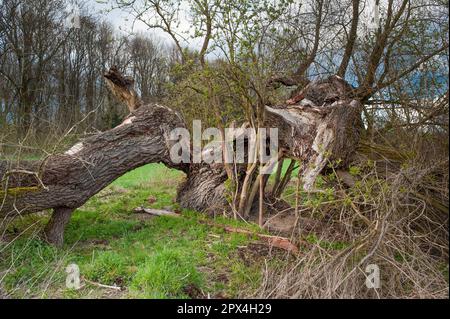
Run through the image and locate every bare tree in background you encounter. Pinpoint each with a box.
[0,0,171,146]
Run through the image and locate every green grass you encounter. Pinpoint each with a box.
[112,163,182,189]
[305,234,349,250]
[0,163,278,299]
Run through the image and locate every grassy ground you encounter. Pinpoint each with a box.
[3,161,446,299]
[0,164,287,299]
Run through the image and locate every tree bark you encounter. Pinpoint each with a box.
[0,70,363,245]
[44,207,74,246]
[337,0,360,77]
[0,103,188,244]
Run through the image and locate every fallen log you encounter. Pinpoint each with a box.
[0,68,363,246]
[0,104,187,246]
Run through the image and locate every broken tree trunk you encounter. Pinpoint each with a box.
[178,76,363,212]
[0,69,363,246]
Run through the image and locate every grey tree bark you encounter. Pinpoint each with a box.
[43,207,74,247]
[0,69,363,245]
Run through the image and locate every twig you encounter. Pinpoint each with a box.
[82,276,123,291]
[133,207,181,217]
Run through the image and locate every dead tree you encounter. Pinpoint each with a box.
[0,68,363,246]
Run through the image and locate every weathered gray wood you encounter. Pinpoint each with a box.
[134,207,181,217]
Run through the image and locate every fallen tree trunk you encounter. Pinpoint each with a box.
[0,104,187,245]
[0,69,363,246]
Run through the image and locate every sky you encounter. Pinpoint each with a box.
[86,0,201,48]
[89,1,160,34]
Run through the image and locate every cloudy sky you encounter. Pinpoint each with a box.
[90,1,158,33]
[87,0,201,47]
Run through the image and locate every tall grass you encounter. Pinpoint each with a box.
[254,131,449,299]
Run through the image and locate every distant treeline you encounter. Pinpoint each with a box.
[0,0,172,141]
